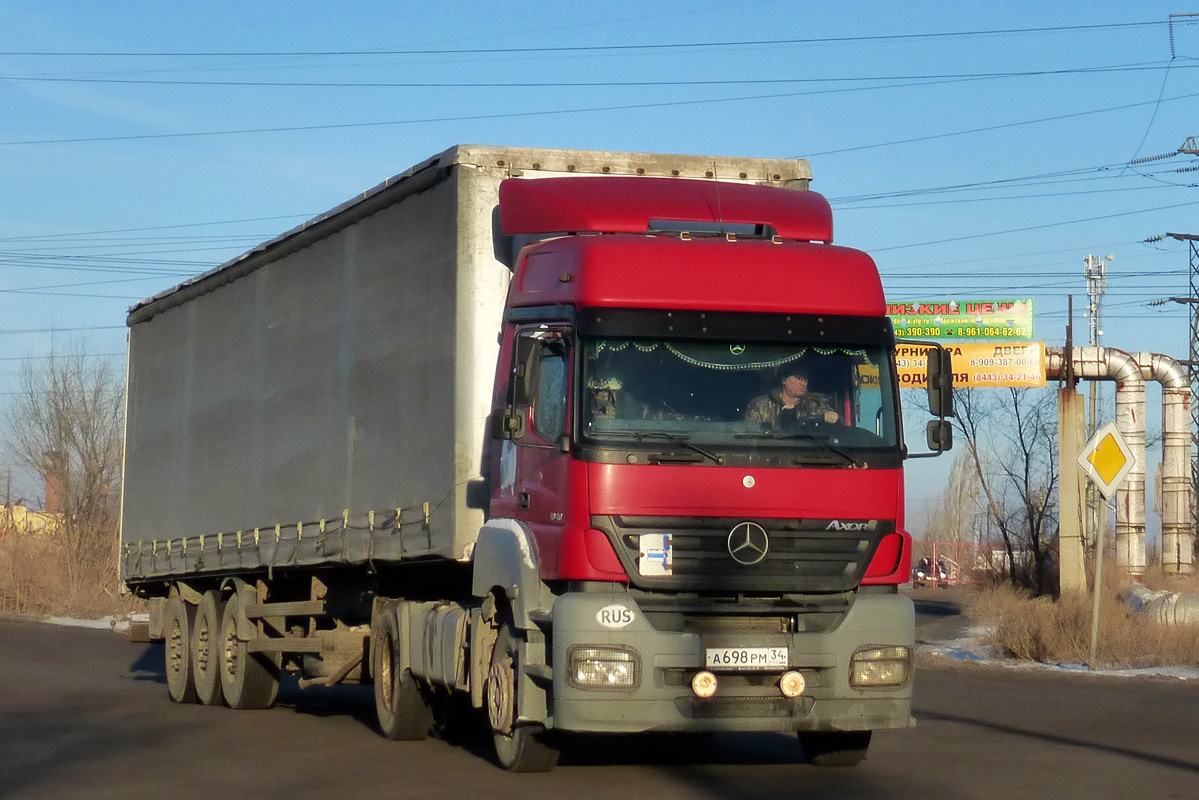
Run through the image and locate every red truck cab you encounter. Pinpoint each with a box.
[482,176,919,765]
[491,176,909,586]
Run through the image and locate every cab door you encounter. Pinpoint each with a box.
[492,328,571,572]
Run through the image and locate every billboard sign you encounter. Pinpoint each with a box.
[895,342,1046,389]
[888,299,1034,340]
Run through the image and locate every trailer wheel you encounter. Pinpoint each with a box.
[191,590,225,706]
[218,590,279,709]
[372,604,432,740]
[486,621,559,772]
[165,588,197,704]
[797,730,871,767]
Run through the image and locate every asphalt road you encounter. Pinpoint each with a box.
[2,605,1197,800]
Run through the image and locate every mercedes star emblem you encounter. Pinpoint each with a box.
[727,521,769,566]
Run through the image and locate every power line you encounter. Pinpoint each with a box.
[0,326,125,335]
[835,182,1192,209]
[4,61,1192,88]
[0,21,1164,58]
[0,290,142,299]
[0,352,123,362]
[0,214,313,242]
[0,81,992,147]
[799,92,1199,158]
[873,200,1199,252]
[8,82,1198,153]
[828,162,1130,203]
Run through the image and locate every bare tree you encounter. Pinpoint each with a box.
[912,448,979,543]
[2,343,124,607]
[953,387,1059,594]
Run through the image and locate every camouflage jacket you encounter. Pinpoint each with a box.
[744,388,832,426]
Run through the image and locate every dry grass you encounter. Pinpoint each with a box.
[967,575,1199,669]
[1139,567,1199,594]
[0,533,137,619]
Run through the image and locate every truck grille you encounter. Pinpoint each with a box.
[591,515,892,593]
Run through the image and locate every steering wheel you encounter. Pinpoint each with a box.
[781,414,828,433]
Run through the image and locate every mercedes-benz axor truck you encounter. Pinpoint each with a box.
[120,145,952,771]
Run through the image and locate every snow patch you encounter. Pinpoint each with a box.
[919,635,1199,680]
[42,612,148,634]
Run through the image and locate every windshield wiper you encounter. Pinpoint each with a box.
[734,432,863,468]
[598,430,724,465]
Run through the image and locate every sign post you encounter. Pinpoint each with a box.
[1076,421,1136,669]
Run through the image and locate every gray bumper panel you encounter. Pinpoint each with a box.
[550,592,914,734]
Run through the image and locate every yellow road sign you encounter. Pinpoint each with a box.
[1076,421,1135,499]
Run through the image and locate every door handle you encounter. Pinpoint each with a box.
[518,491,531,510]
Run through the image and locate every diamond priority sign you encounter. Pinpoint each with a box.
[1076,421,1136,500]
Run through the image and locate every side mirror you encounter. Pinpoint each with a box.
[926,348,954,418]
[926,420,953,453]
[512,337,539,406]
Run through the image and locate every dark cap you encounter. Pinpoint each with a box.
[779,362,809,380]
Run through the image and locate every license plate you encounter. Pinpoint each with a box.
[705,646,789,671]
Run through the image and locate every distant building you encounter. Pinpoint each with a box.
[0,501,62,538]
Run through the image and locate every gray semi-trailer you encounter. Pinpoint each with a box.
[122,145,947,770]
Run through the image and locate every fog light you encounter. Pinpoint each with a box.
[691,670,718,698]
[568,646,639,690]
[850,645,911,688]
[779,670,806,698]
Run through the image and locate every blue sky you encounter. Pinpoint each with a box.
[1,1,1197,508]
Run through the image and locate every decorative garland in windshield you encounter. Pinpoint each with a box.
[591,340,868,371]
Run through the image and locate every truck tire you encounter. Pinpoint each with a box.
[218,589,279,709]
[797,730,871,767]
[486,621,559,772]
[372,604,432,740]
[191,590,225,706]
[165,589,198,704]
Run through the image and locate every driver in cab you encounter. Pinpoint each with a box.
[744,365,839,427]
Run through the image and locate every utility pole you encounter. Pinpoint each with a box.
[1059,296,1087,591]
[1168,233,1199,541]
[1083,254,1111,558]
[1144,133,1199,560]
[1148,229,1199,565]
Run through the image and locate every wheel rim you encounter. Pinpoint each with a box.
[196,617,211,671]
[222,618,239,679]
[168,618,185,677]
[487,654,515,734]
[379,632,395,713]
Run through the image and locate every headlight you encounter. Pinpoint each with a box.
[850,645,911,688]
[567,646,640,690]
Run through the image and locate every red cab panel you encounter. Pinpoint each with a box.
[588,462,900,520]
[500,177,833,242]
[507,236,885,318]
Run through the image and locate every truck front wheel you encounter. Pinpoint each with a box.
[797,730,872,767]
[486,622,559,772]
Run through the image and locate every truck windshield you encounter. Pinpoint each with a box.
[581,338,898,451]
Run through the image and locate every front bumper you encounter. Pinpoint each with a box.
[549,591,914,734]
